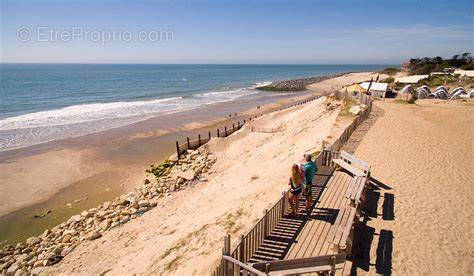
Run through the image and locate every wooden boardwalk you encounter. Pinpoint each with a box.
[247,166,354,275]
[212,92,374,276]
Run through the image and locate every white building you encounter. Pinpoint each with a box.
[394,75,429,84]
[454,70,474,77]
[360,82,388,98]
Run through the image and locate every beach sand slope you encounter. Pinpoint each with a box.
[42,97,341,275]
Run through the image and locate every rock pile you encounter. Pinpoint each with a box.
[0,147,216,274]
[325,98,342,111]
[349,105,364,116]
[146,146,216,194]
[256,73,347,92]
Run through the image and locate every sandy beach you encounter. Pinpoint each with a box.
[0,91,307,244]
[37,97,473,275]
[352,99,473,275]
[2,0,473,274]
[3,70,471,275]
[0,71,380,217]
[0,71,377,245]
[36,94,342,275]
[13,71,376,274]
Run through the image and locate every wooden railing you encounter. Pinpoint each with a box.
[252,253,346,275]
[327,91,372,153]
[212,91,373,276]
[236,191,287,263]
[220,256,267,276]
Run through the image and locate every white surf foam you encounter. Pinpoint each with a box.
[0,97,183,130]
[0,87,263,151]
[252,81,272,88]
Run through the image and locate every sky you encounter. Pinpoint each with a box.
[0,0,472,64]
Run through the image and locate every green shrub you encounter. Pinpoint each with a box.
[406,53,472,75]
[380,77,395,83]
[461,63,474,70]
[418,75,459,87]
[146,159,175,180]
[412,64,436,75]
[339,98,358,117]
[379,67,401,76]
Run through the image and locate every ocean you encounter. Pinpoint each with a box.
[0,64,391,151]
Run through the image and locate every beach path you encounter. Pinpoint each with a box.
[244,168,356,275]
[351,99,473,275]
[244,98,473,275]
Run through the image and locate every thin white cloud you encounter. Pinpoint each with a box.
[364,24,473,40]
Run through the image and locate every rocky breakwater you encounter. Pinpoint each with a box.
[256,73,347,91]
[0,146,216,275]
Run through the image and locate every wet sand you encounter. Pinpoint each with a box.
[0,90,317,245]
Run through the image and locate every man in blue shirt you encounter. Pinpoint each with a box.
[303,153,317,213]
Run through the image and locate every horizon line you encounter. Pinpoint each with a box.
[0,62,400,66]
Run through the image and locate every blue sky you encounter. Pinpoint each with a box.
[0,0,472,64]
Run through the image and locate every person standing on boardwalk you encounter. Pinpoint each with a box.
[302,153,317,214]
[288,164,304,217]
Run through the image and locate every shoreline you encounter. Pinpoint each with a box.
[38,94,344,275]
[38,98,473,275]
[0,71,394,275]
[0,88,320,245]
[0,71,382,246]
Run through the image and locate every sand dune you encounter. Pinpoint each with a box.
[42,96,341,275]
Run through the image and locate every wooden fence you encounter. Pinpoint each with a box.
[336,90,372,106]
[175,95,319,159]
[212,91,373,276]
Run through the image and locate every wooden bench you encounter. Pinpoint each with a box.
[332,151,371,177]
[345,175,367,209]
[252,254,346,276]
[327,206,357,255]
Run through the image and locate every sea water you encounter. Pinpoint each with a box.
[0,64,391,151]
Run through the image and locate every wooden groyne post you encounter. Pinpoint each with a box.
[175,141,180,159]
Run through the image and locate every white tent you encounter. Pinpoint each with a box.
[400,84,413,94]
